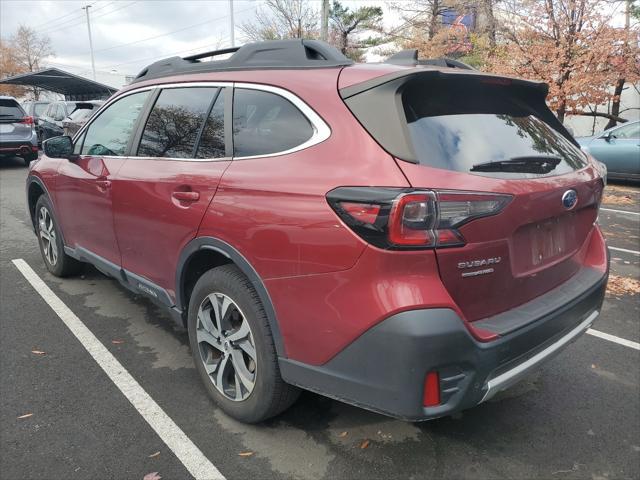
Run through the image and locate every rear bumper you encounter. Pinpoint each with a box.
[280,265,607,421]
[0,139,38,156]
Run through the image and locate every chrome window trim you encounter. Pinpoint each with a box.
[72,81,330,162]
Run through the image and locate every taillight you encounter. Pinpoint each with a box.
[21,116,34,125]
[327,187,511,250]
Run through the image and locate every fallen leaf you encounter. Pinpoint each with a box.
[238,451,254,457]
[111,340,125,345]
[360,439,370,449]
[338,431,348,438]
[606,274,640,297]
[143,473,161,480]
[31,350,46,355]
[148,452,160,458]
[17,413,33,419]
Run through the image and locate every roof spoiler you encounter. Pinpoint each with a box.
[385,49,475,70]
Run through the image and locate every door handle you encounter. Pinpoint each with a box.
[172,191,200,202]
[96,179,111,190]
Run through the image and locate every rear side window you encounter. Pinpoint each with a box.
[138,87,218,158]
[196,90,225,158]
[81,91,149,156]
[0,99,25,119]
[232,89,313,157]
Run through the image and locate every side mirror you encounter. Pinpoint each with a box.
[43,135,74,159]
[601,131,613,142]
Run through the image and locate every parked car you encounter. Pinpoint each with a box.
[0,96,38,165]
[27,40,609,424]
[577,121,640,182]
[39,100,101,142]
[62,101,104,137]
[22,100,51,144]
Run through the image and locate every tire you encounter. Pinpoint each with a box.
[34,195,83,277]
[188,265,299,423]
[22,153,37,166]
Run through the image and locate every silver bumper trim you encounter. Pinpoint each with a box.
[481,310,598,402]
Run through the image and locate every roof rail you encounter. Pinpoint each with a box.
[385,49,475,70]
[132,39,353,84]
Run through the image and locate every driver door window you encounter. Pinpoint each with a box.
[81,91,150,156]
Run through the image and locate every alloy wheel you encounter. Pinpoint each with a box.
[38,206,58,266]
[196,292,257,401]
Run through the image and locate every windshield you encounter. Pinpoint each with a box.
[402,77,587,179]
[34,103,49,116]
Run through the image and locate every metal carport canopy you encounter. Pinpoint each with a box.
[0,68,117,100]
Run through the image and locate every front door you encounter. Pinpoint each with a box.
[113,86,231,298]
[55,90,152,267]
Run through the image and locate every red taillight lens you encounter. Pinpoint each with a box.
[423,371,440,407]
[327,187,511,250]
[21,116,34,125]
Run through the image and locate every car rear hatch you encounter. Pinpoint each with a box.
[341,69,605,322]
[0,98,33,142]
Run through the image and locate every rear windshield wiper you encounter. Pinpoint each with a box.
[470,156,561,174]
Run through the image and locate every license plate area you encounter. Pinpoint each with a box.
[0,124,15,134]
[512,213,579,273]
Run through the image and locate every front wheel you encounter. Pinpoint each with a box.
[188,265,299,423]
[35,196,82,277]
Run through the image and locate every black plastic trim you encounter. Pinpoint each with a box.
[280,269,608,421]
[175,236,287,357]
[26,175,62,239]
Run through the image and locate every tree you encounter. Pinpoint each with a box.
[329,1,384,60]
[0,39,26,98]
[240,0,318,41]
[488,0,639,123]
[1,25,54,100]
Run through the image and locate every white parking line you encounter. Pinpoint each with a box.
[601,207,639,216]
[11,259,225,480]
[608,246,640,255]
[587,328,640,351]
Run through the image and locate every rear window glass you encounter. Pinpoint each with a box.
[402,78,586,178]
[34,103,48,116]
[0,99,25,119]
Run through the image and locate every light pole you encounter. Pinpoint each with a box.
[229,0,235,47]
[82,4,96,80]
[321,0,329,42]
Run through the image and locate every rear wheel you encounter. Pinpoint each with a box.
[35,196,82,277]
[188,265,299,423]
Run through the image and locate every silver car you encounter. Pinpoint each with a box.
[0,96,38,165]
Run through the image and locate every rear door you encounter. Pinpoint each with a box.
[343,72,604,321]
[55,90,151,266]
[0,98,32,145]
[113,85,231,298]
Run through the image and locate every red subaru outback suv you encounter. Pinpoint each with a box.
[27,40,609,423]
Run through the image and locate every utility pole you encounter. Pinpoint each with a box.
[321,0,329,41]
[229,0,235,47]
[82,5,96,80]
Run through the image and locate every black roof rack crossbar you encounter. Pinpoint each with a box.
[183,46,241,62]
[385,49,475,70]
[132,39,353,84]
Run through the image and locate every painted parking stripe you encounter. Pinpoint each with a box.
[587,328,640,351]
[608,246,640,255]
[600,207,639,216]
[11,259,225,480]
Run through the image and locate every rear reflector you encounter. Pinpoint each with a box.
[423,371,440,407]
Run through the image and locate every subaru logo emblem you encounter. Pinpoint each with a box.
[562,189,578,210]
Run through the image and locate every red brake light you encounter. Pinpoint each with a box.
[423,371,440,407]
[327,187,511,250]
[21,116,34,125]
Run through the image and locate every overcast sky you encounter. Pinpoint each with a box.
[1,0,376,77]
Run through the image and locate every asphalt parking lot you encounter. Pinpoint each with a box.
[1,156,638,480]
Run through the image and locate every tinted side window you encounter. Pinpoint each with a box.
[196,90,225,158]
[233,89,313,157]
[138,87,218,158]
[82,91,149,156]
